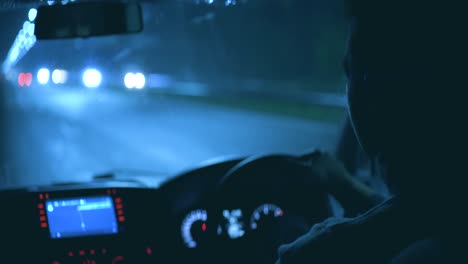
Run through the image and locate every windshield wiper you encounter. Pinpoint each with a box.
[92,168,170,188]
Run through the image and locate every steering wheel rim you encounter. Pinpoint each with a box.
[217,152,334,229]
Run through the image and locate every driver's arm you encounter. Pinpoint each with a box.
[274,153,390,263]
[276,197,419,264]
[305,152,387,216]
[333,173,387,216]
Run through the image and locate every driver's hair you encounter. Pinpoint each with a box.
[344,0,465,200]
[344,1,460,74]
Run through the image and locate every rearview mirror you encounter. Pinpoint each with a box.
[34,1,143,40]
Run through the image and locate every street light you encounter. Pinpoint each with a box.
[28,8,37,22]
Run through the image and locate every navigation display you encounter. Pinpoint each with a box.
[46,196,118,239]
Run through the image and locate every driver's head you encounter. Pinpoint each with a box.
[344,1,464,196]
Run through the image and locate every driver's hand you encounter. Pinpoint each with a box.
[304,152,385,216]
[305,152,355,196]
[275,216,353,264]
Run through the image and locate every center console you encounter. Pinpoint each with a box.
[1,186,165,264]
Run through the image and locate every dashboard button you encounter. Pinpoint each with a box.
[112,256,125,264]
[146,247,153,255]
[82,259,96,264]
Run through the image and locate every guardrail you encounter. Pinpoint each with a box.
[147,79,348,108]
[4,68,348,108]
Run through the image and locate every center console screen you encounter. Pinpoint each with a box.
[45,196,118,239]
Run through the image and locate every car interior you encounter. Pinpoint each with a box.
[0,0,390,263]
[1,119,379,264]
[1,124,373,264]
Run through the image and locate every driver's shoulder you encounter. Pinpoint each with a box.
[277,198,399,263]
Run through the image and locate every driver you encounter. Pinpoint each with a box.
[277,1,465,263]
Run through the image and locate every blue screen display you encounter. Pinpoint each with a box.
[46,196,118,239]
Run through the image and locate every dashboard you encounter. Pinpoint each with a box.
[0,154,333,263]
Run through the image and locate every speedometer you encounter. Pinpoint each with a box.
[181,209,208,248]
[250,203,283,230]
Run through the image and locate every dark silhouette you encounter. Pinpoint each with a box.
[276,1,465,263]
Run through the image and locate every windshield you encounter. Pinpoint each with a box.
[0,0,347,188]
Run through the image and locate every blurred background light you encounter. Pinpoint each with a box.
[10,47,20,62]
[28,23,35,36]
[134,73,145,89]
[18,72,32,87]
[52,69,67,84]
[18,73,25,87]
[2,9,38,72]
[124,72,135,89]
[51,69,61,84]
[37,68,50,85]
[23,21,31,32]
[82,68,102,88]
[18,31,25,42]
[25,72,32,86]
[28,8,37,22]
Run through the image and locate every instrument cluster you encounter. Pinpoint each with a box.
[181,203,284,248]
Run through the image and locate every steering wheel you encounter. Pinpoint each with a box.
[213,153,334,263]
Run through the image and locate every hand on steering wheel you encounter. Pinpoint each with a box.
[302,151,383,216]
[302,151,355,197]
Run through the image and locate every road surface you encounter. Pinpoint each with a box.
[0,85,343,188]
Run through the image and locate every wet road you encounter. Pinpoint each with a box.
[1,85,342,188]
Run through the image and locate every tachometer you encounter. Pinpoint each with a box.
[250,203,283,230]
[181,209,208,248]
